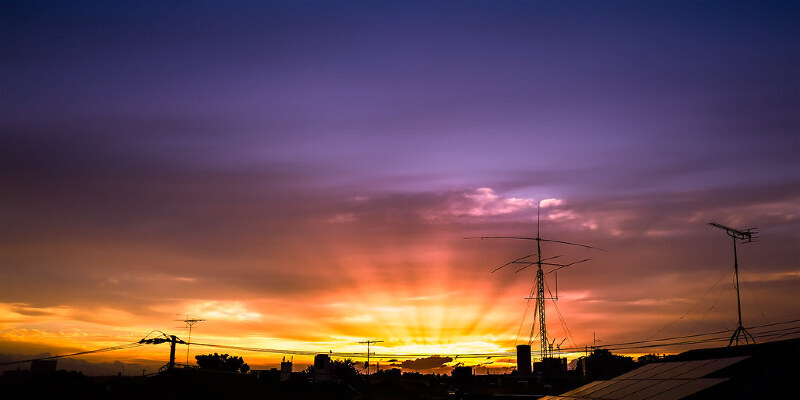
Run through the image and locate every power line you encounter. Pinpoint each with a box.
[645,268,731,341]
[0,331,177,367]
[513,280,537,348]
[190,319,800,358]
[556,319,800,354]
[2,318,798,368]
[0,342,144,366]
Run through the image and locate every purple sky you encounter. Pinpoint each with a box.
[1,1,798,372]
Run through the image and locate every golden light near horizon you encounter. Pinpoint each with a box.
[2,0,799,377]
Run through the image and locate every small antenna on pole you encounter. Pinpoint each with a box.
[708,222,758,346]
[358,340,383,375]
[175,315,205,366]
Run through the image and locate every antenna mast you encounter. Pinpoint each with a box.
[358,340,383,375]
[467,202,602,360]
[708,222,758,346]
[533,206,549,359]
[175,315,205,365]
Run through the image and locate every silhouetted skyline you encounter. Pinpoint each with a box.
[1,0,798,372]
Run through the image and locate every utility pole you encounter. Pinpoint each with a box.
[168,335,178,369]
[708,222,758,346]
[175,315,205,366]
[138,332,186,371]
[358,340,383,375]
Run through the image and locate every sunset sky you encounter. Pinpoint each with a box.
[1,1,798,374]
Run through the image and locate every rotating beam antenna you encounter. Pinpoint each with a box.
[467,203,603,360]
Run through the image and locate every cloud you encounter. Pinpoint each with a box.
[325,187,538,224]
[399,355,453,371]
[326,213,357,223]
[339,315,375,323]
[1,122,798,364]
[454,188,536,217]
[0,0,798,369]
[183,301,262,322]
[402,291,461,301]
[540,198,563,208]
[739,270,800,283]
[6,303,70,318]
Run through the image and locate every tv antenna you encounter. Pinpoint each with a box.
[555,338,567,358]
[708,222,758,346]
[358,339,383,375]
[466,203,603,360]
[175,315,205,365]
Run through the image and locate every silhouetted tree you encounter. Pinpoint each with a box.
[195,353,250,373]
[304,358,361,384]
[331,358,359,381]
[637,353,665,365]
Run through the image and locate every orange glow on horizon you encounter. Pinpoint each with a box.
[2,192,798,374]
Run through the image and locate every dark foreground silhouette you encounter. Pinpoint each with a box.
[3,338,798,399]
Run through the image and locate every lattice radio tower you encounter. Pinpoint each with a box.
[708,222,758,346]
[175,315,205,365]
[468,204,602,359]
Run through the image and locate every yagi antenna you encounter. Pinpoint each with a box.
[175,315,205,366]
[708,222,758,346]
[466,202,602,360]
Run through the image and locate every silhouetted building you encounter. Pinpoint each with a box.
[576,349,635,382]
[534,357,567,380]
[252,368,281,383]
[280,357,292,382]
[516,344,532,375]
[452,366,473,390]
[313,354,331,381]
[31,359,57,375]
[452,365,472,378]
[314,353,330,369]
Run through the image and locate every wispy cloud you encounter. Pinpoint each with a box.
[402,291,461,301]
[183,301,262,322]
[452,188,536,217]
